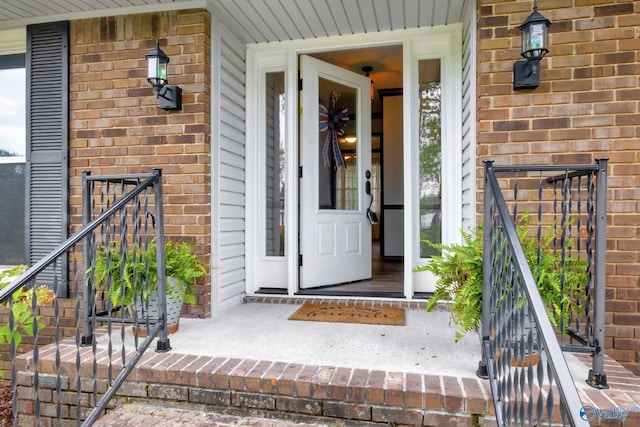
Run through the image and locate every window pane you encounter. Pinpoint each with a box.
[265,72,285,257]
[318,77,358,211]
[418,59,442,258]
[0,67,25,156]
[0,55,26,265]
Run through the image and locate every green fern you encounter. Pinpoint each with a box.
[416,215,587,341]
[92,239,207,308]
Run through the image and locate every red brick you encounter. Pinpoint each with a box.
[228,359,258,390]
[424,375,443,410]
[232,391,276,410]
[442,376,465,413]
[147,384,189,401]
[366,370,386,405]
[278,363,304,396]
[372,406,423,425]
[461,377,488,414]
[260,361,289,394]
[385,371,404,407]
[347,368,369,403]
[405,373,424,409]
[188,388,230,406]
[423,411,474,427]
[308,364,337,396]
[293,365,318,398]
[211,358,244,389]
[244,360,273,393]
[323,402,371,421]
[275,396,322,415]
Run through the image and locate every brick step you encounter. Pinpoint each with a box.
[93,401,493,427]
[16,345,497,427]
[16,342,640,426]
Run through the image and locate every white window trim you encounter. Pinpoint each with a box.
[246,25,463,298]
[245,50,289,294]
[408,29,464,295]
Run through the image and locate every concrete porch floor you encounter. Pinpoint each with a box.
[161,299,481,377]
[83,297,640,426]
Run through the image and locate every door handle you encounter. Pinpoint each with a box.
[364,170,377,224]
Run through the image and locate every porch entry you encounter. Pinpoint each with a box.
[247,27,461,300]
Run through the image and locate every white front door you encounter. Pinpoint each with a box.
[299,55,372,289]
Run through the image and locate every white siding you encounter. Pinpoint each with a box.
[460,0,476,229]
[213,19,247,313]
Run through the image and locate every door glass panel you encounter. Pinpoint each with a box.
[418,59,442,258]
[265,71,285,257]
[318,77,358,211]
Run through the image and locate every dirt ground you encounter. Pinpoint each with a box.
[0,382,12,427]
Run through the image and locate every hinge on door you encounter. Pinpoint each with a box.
[298,166,303,178]
[298,254,303,267]
[298,78,302,91]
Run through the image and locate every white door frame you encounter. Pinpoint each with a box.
[245,25,462,298]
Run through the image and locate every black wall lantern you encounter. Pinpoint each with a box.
[146,40,182,110]
[513,1,551,90]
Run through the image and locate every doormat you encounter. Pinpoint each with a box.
[288,304,405,326]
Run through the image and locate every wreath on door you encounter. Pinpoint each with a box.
[319,91,349,169]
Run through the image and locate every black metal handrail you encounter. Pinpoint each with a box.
[1,169,169,426]
[479,160,608,426]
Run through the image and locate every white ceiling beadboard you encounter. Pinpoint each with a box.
[209,0,468,43]
[0,0,467,43]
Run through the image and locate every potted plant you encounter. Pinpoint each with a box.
[92,239,206,333]
[415,215,587,343]
[0,265,55,352]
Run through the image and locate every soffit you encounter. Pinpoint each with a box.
[0,0,467,42]
[209,0,467,43]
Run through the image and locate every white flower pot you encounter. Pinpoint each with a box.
[133,277,183,335]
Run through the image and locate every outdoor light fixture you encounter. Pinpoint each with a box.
[146,39,182,110]
[513,1,551,90]
[362,65,374,103]
[344,135,357,144]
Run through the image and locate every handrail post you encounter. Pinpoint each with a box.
[477,160,493,379]
[81,171,94,346]
[152,168,171,352]
[587,158,608,388]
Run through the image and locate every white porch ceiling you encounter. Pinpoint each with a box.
[0,0,467,43]
[208,0,467,43]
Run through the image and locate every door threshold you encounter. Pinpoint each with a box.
[255,288,413,299]
[256,288,288,295]
[295,289,406,298]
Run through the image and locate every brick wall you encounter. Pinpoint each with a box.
[477,1,640,374]
[68,10,212,317]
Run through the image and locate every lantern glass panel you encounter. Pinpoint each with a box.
[521,22,547,58]
[147,56,168,84]
[147,56,159,80]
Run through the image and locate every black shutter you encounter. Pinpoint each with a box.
[25,21,69,296]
